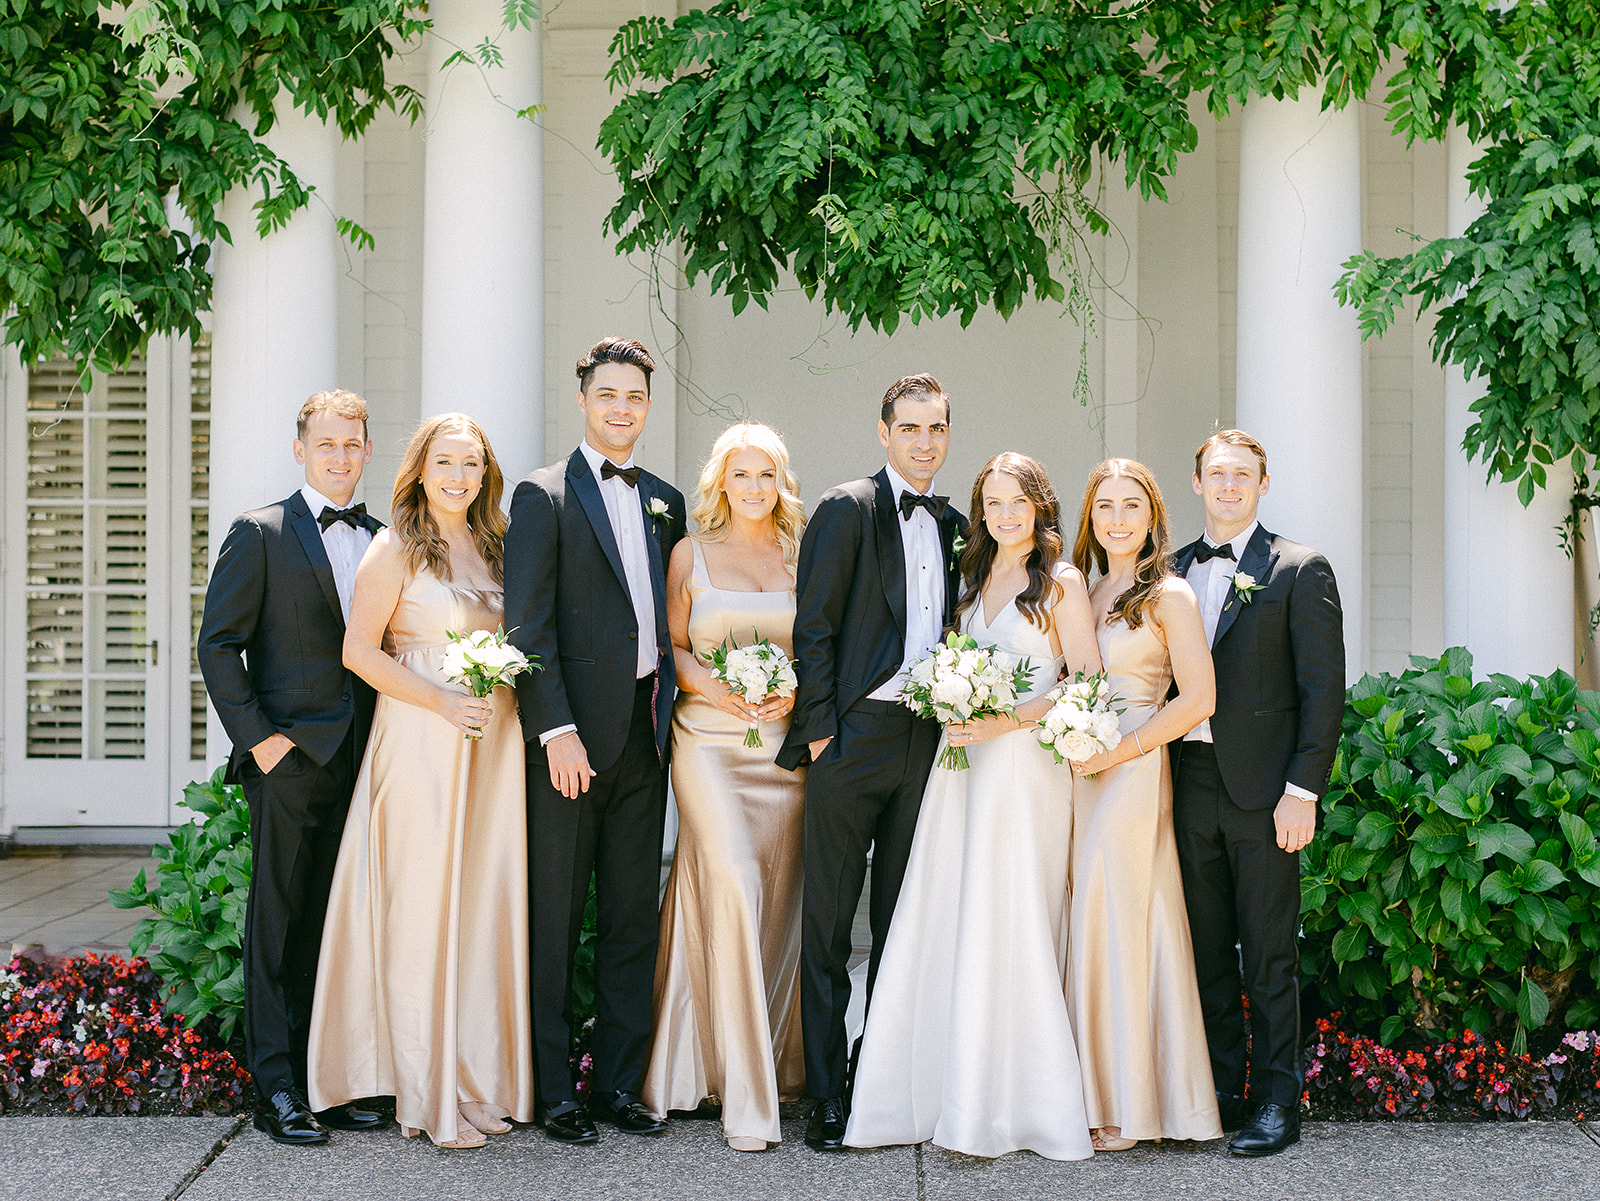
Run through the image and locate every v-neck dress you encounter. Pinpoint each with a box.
[845,589,1093,1160]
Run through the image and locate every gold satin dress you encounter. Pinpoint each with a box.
[308,569,535,1143]
[1067,616,1222,1142]
[642,540,807,1145]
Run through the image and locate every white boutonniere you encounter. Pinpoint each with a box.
[646,497,671,523]
[1231,570,1265,605]
[951,532,967,558]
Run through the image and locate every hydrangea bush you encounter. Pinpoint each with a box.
[1301,649,1600,1050]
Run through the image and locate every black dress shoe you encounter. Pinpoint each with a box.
[543,1102,599,1144]
[594,1091,667,1135]
[805,1096,848,1150]
[1227,1101,1300,1157]
[316,1103,387,1131]
[1215,1091,1251,1132]
[254,1088,330,1145]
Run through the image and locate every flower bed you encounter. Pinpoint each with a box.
[0,952,249,1116]
[1304,1013,1600,1120]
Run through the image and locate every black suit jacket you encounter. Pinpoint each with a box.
[1171,523,1346,811]
[777,470,966,772]
[503,448,686,773]
[196,491,377,776]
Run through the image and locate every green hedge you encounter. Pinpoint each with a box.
[1302,649,1600,1050]
[110,768,249,1040]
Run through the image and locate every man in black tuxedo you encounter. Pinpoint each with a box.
[1171,429,1345,1157]
[197,390,386,1145]
[504,336,686,1145]
[777,373,965,1150]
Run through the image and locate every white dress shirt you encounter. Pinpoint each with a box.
[299,484,371,624]
[1183,519,1313,800]
[867,464,947,702]
[540,442,660,747]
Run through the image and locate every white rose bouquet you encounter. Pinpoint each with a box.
[704,635,798,747]
[1036,669,1123,766]
[440,626,538,739]
[899,632,1035,771]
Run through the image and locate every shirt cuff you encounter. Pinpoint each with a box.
[539,724,578,747]
[1283,781,1316,801]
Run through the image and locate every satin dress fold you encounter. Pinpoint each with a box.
[845,597,1093,1161]
[308,569,535,1143]
[1067,616,1222,1142]
[642,540,807,1145]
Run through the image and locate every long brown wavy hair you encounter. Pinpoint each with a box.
[953,452,1064,632]
[391,413,507,584]
[1071,458,1173,630]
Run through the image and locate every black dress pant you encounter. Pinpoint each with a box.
[1173,740,1303,1106]
[239,729,358,1100]
[527,679,668,1107]
[799,700,940,1101]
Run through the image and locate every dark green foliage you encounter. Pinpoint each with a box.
[0,0,427,376]
[570,873,598,1034]
[603,2,1599,501]
[110,766,250,1040]
[1336,2,1600,509]
[1302,649,1600,1052]
[599,0,1199,335]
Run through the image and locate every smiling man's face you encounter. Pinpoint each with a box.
[579,361,652,464]
[1193,442,1269,541]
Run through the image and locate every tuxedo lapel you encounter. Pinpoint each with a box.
[872,470,909,640]
[288,493,344,627]
[1213,524,1276,648]
[637,473,671,650]
[1172,537,1200,580]
[938,504,964,627]
[567,450,630,595]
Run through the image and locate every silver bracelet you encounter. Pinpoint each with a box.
[1133,729,1147,756]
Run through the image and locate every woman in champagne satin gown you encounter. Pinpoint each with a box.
[845,453,1101,1161]
[309,414,534,1149]
[642,423,808,1152]
[1064,459,1222,1151]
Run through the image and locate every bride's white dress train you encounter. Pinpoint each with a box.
[844,597,1093,1161]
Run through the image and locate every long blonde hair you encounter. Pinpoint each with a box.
[1070,457,1173,630]
[391,413,507,584]
[689,422,805,567]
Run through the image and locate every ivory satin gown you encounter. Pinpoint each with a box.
[845,594,1094,1161]
[308,569,535,1142]
[642,540,807,1145]
[1066,616,1222,1142]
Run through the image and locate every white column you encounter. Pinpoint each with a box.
[207,97,341,762]
[1235,92,1365,676]
[1442,124,1574,675]
[420,0,544,476]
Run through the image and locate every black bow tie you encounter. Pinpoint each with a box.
[1193,540,1236,564]
[899,491,945,521]
[601,461,642,488]
[318,503,368,532]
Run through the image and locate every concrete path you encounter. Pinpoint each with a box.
[3,1108,1598,1201]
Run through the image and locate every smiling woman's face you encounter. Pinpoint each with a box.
[982,470,1036,550]
[1092,473,1151,558]
[420,432,485,518]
